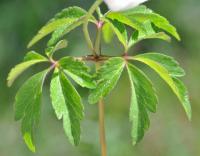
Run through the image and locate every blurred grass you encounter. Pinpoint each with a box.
[0,0,200,156]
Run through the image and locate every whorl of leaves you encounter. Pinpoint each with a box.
[7,4,191,152]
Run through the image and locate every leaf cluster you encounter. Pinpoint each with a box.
[7,4,191,152]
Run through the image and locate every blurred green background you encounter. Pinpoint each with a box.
[0,0,199,155]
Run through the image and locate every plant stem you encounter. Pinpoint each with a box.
[98,99,107,156]
[83,0,103,55]
[84,2,107,155]
[96,61,107,156]
[94,22,102,55]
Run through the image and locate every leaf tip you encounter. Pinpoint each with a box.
[7,71,13,87]
[7,80,12,88]
[175,33,181,41]
[132,140,137,146]
[74,140,80,147]
[27,37,38,48]
[186,108,192,121]
[27,41,33,49]
[7,72,15,87]
[23,133,36,152]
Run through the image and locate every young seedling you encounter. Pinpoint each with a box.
[7,0,191,155]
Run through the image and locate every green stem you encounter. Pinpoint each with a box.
[94,24,102,55]
[83,2,107,155]
[96,63,107,156]
[83,0,103,54]
[98,99,107,156]
[94,7,103,55]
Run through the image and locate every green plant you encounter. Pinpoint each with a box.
[7,0,191,155]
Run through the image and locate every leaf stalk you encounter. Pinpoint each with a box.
[83,0,103,55]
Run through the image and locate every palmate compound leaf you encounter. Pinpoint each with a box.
[15,69,49,152]
[128,20,171,48]
[88,57,125,104]
[28,6,95,48]
[7,51,48,87]
[102,18,128,49]
[120,5,180,41]
[102,18,171,50]
[59,57,96,89]
[50,68,84,145]
[127,63,158,145]
[133,53,191,120]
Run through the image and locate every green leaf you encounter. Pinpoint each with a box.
[45,39,68,58]
[102,22,114,43]
[133,53,191,120]
[128,21,171,48]
[7,51,48,87]
[106,12,146,33]
[15,69,48,152]
[59,57,96,89]
[127,63,158,145]
[24,51,48,61]
[103,18,128,49]
[121,5,180,40]
[28,7,91,48]
[134,53,185,77]
[50,69,84,145]
[89,57,125,104]
[127,64,158,145]
[127,63,158,112]
[47,18,85,46]
[172,77,191,118]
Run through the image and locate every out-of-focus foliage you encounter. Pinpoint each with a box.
[0,0,200,156]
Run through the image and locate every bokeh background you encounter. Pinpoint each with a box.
[0,0,199,156]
